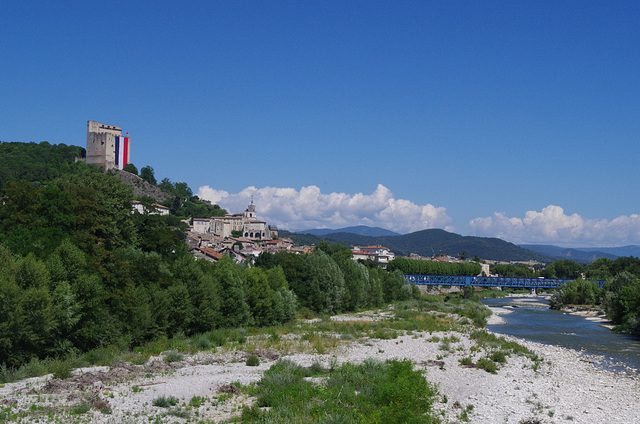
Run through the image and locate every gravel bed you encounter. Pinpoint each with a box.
[1,317,639,423]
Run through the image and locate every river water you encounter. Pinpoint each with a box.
[482,296,640,374]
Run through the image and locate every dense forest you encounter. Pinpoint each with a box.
[0,141,85,190]
[0,141,414,368]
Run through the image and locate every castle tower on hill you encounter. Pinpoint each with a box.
[85,120,131,170]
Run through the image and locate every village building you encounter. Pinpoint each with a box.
[351,245,395,265]
[132,200,170,215]
[191,202,277,241]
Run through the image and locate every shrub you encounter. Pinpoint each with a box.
[164,351,183,363]
[490,350,507,364]
[246,355,260,367]
[50,360,73,380]
[458,357,473,366]
[476,358,498,374]
[309,361,326,375]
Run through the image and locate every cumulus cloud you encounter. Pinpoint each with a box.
[468,205,640,247]
[197,184,452,234]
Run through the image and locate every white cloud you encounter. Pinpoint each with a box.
[468,205,640,247]
[197,184,452,234]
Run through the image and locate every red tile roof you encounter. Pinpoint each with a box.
[362,245,388,250]
[192,247,223,260]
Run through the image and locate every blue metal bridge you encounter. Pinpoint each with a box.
[404,274,606,289]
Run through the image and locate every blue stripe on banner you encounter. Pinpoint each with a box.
[115,136,120,166]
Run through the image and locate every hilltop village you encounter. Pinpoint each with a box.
[184,201,398,266]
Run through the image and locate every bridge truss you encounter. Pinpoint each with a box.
[404,274,605,289]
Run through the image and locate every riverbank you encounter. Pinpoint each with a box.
[1,309,639,423]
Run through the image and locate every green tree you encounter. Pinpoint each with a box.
[492,264,535,278]
[140,166,157,185]
[463,284,476,299]
[543,260,583,280]
[213,257,250,327]
[380,270,411,303]
[339,259,368,311]
[306,250,345,314]
[51,170,138,258]
[265,266,298,323]
[123,163,138,175]
[602,272,637,324]
[586,257,615,280]
[244,268,276,326]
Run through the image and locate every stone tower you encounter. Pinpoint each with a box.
[85,120,131,170]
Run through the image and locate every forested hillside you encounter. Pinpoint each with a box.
[0,141,85,190]
[0,141,414,368]
[284,228,550,262]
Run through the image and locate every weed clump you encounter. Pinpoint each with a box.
[476,358,498,374]
[246,354,260,366]
[69,403,91,415]
[490,350,507,363]
[163,351,183,363]
[458,357,473,366]
[152,395,179,408]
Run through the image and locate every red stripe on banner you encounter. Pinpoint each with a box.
[124,137,129,165]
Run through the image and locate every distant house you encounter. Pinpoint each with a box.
[219,248,247,265]
[192,217,211,233]
[351,245,395,265]
[190,247,223,262]
[132,200,169,215]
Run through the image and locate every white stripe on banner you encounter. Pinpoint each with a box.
[118,136,125,169]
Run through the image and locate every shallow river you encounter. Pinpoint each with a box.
[482,296,640,374]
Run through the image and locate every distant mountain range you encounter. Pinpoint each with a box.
[520,244,640,263]
[284,226,640,263]
[299,226,401,237]
[282,227,550,262]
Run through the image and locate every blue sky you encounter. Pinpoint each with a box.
[2,1,639,247]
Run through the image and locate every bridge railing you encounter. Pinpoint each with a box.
[404,274,605,289]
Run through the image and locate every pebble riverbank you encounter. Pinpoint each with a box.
[1,309,638,423]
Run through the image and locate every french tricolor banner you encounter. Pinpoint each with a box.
[114,136,130,170]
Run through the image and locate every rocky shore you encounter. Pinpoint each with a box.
[2,310,639,423]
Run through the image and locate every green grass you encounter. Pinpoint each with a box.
[189,396,206,408]
[69,403,91,415]
[470,330,541,366]
[241,358,440,423]
[152,395,180,408]
[0,355,90,384]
